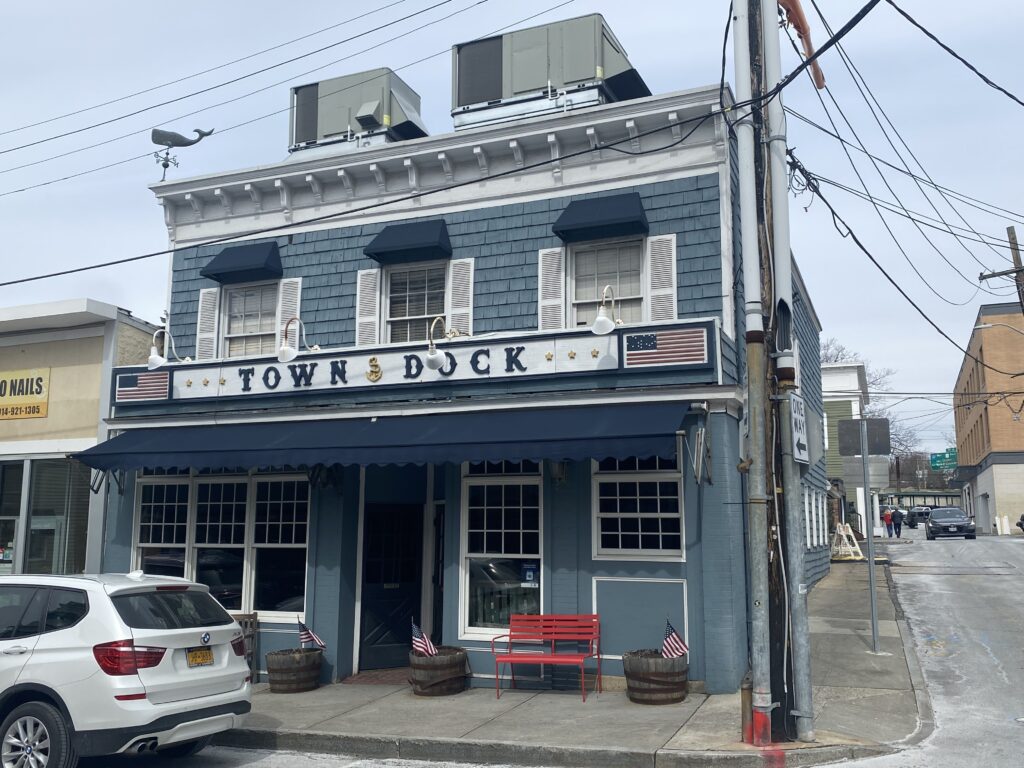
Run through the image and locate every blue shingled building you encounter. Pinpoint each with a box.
[77,15,828,694]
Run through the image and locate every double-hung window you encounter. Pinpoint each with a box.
[134,473,309,618]
[386,263,447,343]
[222,283,279,357]
[593,457,683,559]
[461,461,541,636]
[571,240,644,328]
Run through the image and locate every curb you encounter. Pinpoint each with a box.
[884,563,936,748]
[214,727,895,768]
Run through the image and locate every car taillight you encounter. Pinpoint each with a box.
[93,640,166,675]
[231,636,246,657]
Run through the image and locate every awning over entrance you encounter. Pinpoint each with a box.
[552,192,649,243]
[73,402,688,471]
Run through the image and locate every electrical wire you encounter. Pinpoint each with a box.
[0,0,411,137]
[719,1,734,121]
[0,0,492,177]
[807,0,1011,269]
[0,105,715,289]
[788,152,1024,378]
[0,0,460,156]
[884,0,1024,111]
[0,0,563,198]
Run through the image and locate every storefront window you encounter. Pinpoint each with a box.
[463,472,542,632]
[593,457,683,557]
[26,460,90,575]
[134,475,309,616]
[0,464,21,576]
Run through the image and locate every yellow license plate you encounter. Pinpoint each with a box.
[186,647,214,668]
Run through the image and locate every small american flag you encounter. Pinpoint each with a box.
[662,619,688,658]
[115,371,169,402]
[411,618,437,657]
[625,329,707,367]
[298,620,326,649]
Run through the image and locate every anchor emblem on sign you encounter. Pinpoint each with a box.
[366,357,383,382]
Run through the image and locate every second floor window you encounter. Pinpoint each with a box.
[386,263,447,343]
[571,240,644,328]
[223,283,279,358]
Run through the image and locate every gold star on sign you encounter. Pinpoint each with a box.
[545,352,554,361]
[219,378,226,385]
[568,350,576,360]
[202,378,210,387]
[185,379,193,387]
[591,348,599,358]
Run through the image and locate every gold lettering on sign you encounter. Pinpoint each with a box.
[366,357,383,382]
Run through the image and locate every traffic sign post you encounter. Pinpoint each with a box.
[791,393,809,465]
[930,448,958,472]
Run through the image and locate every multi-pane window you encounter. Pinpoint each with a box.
[135,476,309,616]
[572,240,643,328]
[223,283,279,358]
[387,264,447,343]
[594,456,682,556]
[466,460,540,476]
[803,486,829,549]
[463,466,541,632]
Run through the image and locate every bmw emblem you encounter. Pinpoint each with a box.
[201,632,211,645]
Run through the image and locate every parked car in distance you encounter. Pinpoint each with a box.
[925,507,976,540]
[0,573,251,768]
[905,506,932,528]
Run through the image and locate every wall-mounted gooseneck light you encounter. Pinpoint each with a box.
[147,328,191,370]
[425,316,466,370]
[591,284,623,335]
[278,317,321,363]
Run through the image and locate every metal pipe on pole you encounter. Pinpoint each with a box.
[859,419,881,654]
[733,0,773,747]
[761,0,814,743]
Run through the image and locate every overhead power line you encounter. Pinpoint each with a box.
[0,106,716,289]
[789,152,1024,379]
[885,0,1024,111]
[0,0,411,138]
[0,0,459,156]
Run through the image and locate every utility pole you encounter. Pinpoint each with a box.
[733,0,774,748]
[979,225,1024,314]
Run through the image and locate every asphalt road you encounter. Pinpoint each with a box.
[90,748,517,767]
[841,525,1024,767]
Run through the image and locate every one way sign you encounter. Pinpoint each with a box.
[791,393,809,465]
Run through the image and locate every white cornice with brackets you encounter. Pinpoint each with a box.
[152,86,728,247]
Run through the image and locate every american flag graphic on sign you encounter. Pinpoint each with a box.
[662,619,689,659]
[115,371,169,402]
[624,328,707,367]
[412,618,437,657]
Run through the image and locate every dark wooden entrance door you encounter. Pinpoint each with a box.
[359,503,424,670]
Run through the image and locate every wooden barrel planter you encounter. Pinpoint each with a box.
[623,649,688,705]
[409,646,468,696]
[266,648,322,693]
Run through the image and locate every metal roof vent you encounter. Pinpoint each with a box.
[451,14,651,130]
[289,68,428,154]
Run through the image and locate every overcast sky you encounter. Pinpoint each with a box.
[2,0,1022,452]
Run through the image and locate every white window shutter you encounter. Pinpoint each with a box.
[645,234,677,321]
[356,268,381,346]
[448,258,474,336]
[277,277,302,349]
[538,247,565,330]
[195,287,220,360]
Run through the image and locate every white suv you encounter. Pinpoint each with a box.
[0,573,251,767]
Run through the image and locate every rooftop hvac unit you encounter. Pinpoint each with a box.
[451,14,651,130]
[289,68,428,154]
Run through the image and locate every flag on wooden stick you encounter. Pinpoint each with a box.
[411,618,437,657]
[298,619,326,649]
[662,619,688,658]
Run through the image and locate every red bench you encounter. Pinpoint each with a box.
[490,614,602,701]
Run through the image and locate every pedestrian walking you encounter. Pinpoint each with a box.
[883,507,894,538]
[892,508,904,539]
[1016,513,1024,535]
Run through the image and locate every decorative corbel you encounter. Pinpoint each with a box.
[437,152,454,183]
[667,111,682,141]
[509,140,524,168]
[337,169,354,198]
[214,187,233,216]
[547,134,561,183]
[473,146,488,177]
[369,163,387,194]
[404,158,418,190]
[305,174,323,205]
[245,183,263,212]
[586,127,601,159]
[626,119,641,152]
[184,192,203,221]
[274,179,292,221]
[160,199,176,242]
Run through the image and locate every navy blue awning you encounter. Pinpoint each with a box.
[552,192,649,243]
[364,220,452,265]
[73,402,688,471]
[200,242,283,284]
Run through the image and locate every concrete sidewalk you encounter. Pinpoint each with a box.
[216,564,926,767]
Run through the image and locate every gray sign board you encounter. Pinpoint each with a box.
[837,418,891,457]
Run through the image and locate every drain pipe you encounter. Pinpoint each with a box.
[733,0,773,747]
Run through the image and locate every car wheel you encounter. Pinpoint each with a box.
[926,532,934,540]
[157,735,212,759]
[0,701,78,768]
